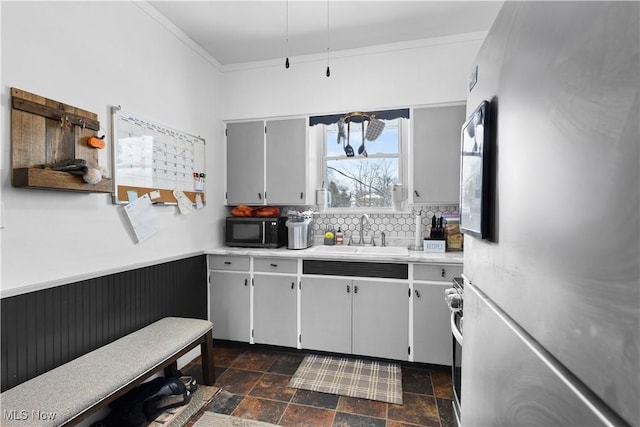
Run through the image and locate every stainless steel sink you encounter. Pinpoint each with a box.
[307,245,408,256]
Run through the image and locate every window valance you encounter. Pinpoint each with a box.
[309,108,410,126]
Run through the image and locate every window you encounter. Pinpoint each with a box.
[323,118,404,209]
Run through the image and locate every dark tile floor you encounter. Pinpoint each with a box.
[183,341,455,427]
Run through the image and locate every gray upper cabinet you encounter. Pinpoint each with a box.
[226,118,309,206]
[266,118,308,205]
[412,104,466,204]
[226,121,265,205]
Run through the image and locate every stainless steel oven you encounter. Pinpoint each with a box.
[446,276,464,426]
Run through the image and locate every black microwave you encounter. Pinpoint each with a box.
[225,217,288,248]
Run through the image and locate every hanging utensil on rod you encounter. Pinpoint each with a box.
[358,119,367,157]
[365,114,385,141]
[344,117,354,157]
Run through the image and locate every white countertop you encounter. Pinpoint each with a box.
[205,245,463,264]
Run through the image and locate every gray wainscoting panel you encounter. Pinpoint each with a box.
[1,255,207,392]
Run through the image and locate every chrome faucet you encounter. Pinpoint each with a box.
[359,214,371,245]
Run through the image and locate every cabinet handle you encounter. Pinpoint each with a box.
[354,285,358,294]
[224,261,231,265]
[258,192,263,200]
[270,263,278,267]
[414,190,420,198]
[300,192,304,199]
[415,290,421,298]
[346,285,350,293]
[441,268,446,278]
[291,282,295,290]
[244,278,248,286]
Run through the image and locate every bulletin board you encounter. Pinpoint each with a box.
[111,106,206,205]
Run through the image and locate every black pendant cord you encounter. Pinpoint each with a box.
[285,0,290,69]
[326,0,330,77]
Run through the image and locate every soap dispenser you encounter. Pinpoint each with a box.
[335,227,344,246]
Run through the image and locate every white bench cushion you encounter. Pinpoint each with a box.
[0,317,213,426]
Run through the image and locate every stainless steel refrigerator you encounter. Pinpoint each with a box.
[460,2,639,426]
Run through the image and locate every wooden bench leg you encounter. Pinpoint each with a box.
[164,361,179,378]
[200,330,215,385]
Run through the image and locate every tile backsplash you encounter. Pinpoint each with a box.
[308,205,459,238]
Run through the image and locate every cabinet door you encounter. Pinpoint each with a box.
[265,118,307,205]
[210,271,251,341]
[412,282,452,365]
[412,105,466,204]
[253,274,298,347]
[300,276,351,354]
[226,121,265,205]
[352,280,409,360]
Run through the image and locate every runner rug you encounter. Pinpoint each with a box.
[193,412,279,427]
[288,354,403,404]
[149,384,219,427]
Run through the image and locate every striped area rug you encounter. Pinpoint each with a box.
[288,354,403,404]
[193,411,279,427]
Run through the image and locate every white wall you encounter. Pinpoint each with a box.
[221,33,486,120]
[0,1,225,295]
[1,3,485,296]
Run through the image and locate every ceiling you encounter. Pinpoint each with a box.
[148,1,504,65]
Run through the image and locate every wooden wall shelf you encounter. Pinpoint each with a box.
[10,88,114,194]
[13,168,113,193]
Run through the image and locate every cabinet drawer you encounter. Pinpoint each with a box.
[254,257,297,274]
[414,264,462,282]
[208,255,250,271]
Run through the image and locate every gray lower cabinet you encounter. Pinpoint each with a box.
[352,279,410,360]
[412,282,452,365]
[253,274,297,347]
[412,263,461,365]
[207,254,461,364]
[300,276,352,354]
[209,271,251,341]
[300,276,409,360]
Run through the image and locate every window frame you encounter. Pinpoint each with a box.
[320,118,409,213]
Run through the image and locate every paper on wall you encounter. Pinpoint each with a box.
[123,194,160,243]
[173,189,193,215]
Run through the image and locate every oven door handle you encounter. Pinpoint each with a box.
[451,312,463,346]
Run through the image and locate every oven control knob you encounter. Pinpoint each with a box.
[445,290,463,310]
[449,294,463,310]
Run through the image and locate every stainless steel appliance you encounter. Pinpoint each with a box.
[445,277,464,427]
[461,2,638,425]
[285,217,314,249]
[225,217,287,248]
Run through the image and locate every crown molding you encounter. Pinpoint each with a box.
[135,1,223,71]
[221,31,488,73]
